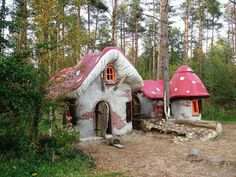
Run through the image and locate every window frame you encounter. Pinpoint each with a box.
[192,99,200,116]
[104,65,115,84]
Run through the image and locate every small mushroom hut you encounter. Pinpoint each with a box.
[47,47,143,138]
[170,65,210,120]
[137,80,164,119]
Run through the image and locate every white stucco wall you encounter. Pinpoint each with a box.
[76,74,132,138]
[171,99,201,121]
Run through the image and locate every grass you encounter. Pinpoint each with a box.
[202,116,236,123]
[0,128,126,177]
[219,117,236,123]
[0,147,126,177]
[0,155,126,177]
[201,106,236,123]
[0,155,90,177]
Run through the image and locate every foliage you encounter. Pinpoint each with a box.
[0,0,235,176]
[137,51,152,80]
[190,40,236,120]
[0,143,94,177]
[0,127,126,177]
[168,27,184,65]
[0,52,47,145]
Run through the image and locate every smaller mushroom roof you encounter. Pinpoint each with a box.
[140,80,164,99]
[170,65,209,99]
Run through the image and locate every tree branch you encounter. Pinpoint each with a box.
[229,0,236,5]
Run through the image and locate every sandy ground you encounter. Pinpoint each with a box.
[77,123,236,177]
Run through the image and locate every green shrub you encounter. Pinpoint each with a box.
[0,131,95,177]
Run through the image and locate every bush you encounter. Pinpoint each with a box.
[0,130,95,177]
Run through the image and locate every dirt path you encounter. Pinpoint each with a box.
[77,123,236,177]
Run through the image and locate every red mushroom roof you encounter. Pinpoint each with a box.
[46,47,143,99]
[140,80,164,99]
[170,65,209,99]
[46,53,100,99]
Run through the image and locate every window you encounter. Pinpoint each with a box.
[126,101,132,123]
[192,99,199,115]
[154,101,164,118]
[104,65,115,83]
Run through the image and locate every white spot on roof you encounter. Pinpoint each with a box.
[187,68,192,71]
[192,81,196,84]
[180,77,185,80]
[186,90,190,93]
[76,70,80,76]
[174,88,178,91]
[151,91,156,94]
[156,87,160,91]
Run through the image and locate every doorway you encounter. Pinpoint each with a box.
[64,99,77,127]
[95,101,111,138]
[132,94,141,117]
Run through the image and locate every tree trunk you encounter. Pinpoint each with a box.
[152,0,157,79]
[184,0,189,63]
[112,0,118,46]
[87,4,91,52]
[62,5,65,66]
[152,25,157,79]
[158,0,168,80]
[19,0,28,52]
[211,15,215,49]
[77,5,81,63]
[120,16,123,50]
[93,9,99,52]
[30,105,41,144]
[42,16,50,77]
[134,14,138,66]
[159,0,169,119]
[190,15,194,58]
[206,13,209,53]
[234,0,236,55]
[56,19,60,72]
[131,31,135,64]
[122,7,126,54]
[0,0,5,54]
[198,1,203,78]
[231,19,235,52]
[152,41,157,79]
[168,119,222,133]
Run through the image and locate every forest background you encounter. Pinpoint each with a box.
[0,0,235,176]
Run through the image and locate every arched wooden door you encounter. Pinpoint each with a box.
[95,102,111,138]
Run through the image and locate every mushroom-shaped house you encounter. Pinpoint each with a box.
[137,80,164,119]
[47,47,143,138]
[170,65,209,120]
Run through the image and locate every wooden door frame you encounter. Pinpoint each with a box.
[95,101,112,137]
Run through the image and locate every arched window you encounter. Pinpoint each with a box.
[104,65,115,82]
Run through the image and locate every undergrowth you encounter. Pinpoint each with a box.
[0,128,124,177]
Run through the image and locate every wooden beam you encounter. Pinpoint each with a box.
[100,73,105,92]
[113,74,127,91]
